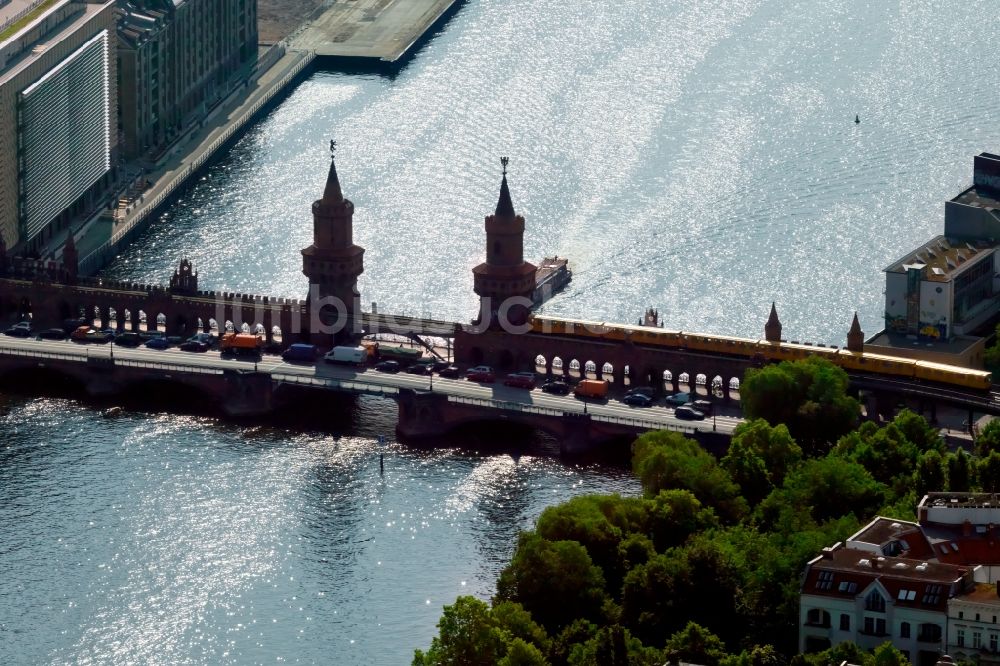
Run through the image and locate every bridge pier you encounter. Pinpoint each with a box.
[221,370,275,417]
[396,388,450,440]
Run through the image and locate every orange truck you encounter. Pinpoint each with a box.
[574,379,609,399]
[220,332,264,353]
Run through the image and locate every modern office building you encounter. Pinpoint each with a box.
[868,154,1000,367]
[116,0,257,160]
[0,0,118,253]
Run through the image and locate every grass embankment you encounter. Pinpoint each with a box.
[0,0,62,44]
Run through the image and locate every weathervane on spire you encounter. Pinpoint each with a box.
[500,156,508,176]
[329,139,336,160]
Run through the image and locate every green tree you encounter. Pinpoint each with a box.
[756,456,884,529]
[948,449,975,492]
[871,642,910,666]
[535,494,647,594]
[914,449,947,497]
[722,645,786,666]
[976,420,1000,457]
[549,619,598,666]
[721,420,802,507]
[567,625,663,666]
[633,431,747,522]
[645,489,719,552]
[980,451,1000,493]
[621,537,742,648]
[412,596,508,666]
[496,533,608,633]
[741,357,859,454]
[499,638,549,666]
[663,622,729,666]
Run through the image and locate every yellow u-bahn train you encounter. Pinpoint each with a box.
[528,315,993,391]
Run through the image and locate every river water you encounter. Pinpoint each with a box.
[4,0,1000,663]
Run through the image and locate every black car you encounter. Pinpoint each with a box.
[3,326,31,338]
[38,328,67,340]
[405,363,432,375]
[437,365,461,378]
[623,393,654,407]
[430,360,453,373]
[625,385,656,398]
[375,360,401,373]
[541,380,570,395]
[179,340,210,353]
[675,405,705,421]
[115,332,142,347]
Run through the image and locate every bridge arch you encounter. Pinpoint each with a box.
[551,356,564,376]
[568,359,581,378]
[584,360,596,378]
[602,362,614,383]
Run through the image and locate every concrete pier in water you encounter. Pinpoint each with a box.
[293,0,460,63]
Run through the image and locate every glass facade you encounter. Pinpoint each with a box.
[17,29,110,243]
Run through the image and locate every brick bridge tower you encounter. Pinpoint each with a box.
[472,157,536,329]
[302,140,364,338]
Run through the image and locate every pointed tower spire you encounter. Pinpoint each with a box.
[847,311,864,353]
[495,156,515,218]
[322,139,343,204]
[765,301,782,342]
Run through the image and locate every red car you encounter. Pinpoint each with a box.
[466,365,496,383]
[503,372,537,389]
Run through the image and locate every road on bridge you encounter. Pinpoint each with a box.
[0,337,744,436]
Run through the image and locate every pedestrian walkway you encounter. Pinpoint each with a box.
[74,48,315,274]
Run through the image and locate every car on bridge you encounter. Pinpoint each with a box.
[145,337,170,350]
[623,393,654,407]
[4,324,31,338]
[503,372,537,389]
[665,392,692,406]
[437,365,461,378]
[625,386,655,398]
[115,332,142,347]
[466,366,496,383]
[375,360,401,373]
[179,340,211,353]
[674,405,705,420]
[38,328,67,340]
[405,363,433,375]
[541,380,570,395]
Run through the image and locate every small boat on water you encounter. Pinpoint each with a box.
[532,256,572,306]
[102,406,123,418]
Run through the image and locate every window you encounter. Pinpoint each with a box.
[922,584,943,605]
[978,613,982,622]
[866,590,886,612]
[960,611,964,619]
[806,609,830,627]
[865,617,875,635]
[898,589,917,601]
[918,623,943,643]
[974,632,983,649]
[901,622,910,638]
[991,634,997,652]
[840,614,851,631]
[959,629,966,647]
[839,581,857,594]
[815,571,834,590]
[877,618,886,636]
